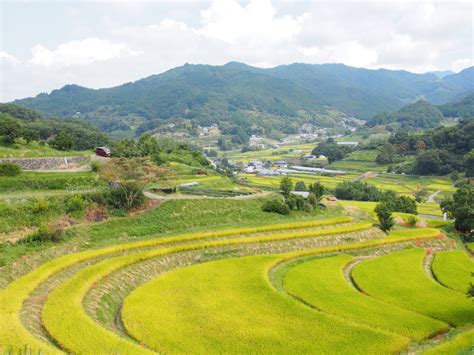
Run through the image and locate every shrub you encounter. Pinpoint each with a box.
[335,181,381,201]
[90,160,101,172]
[406,215,418,227]
[382,193,417,214]
[0,162,21,176]
[31,197,49,214]
[303,202,314,213]
[85,203,108,222]
[65,195,85,218]
[107,182,145,211]
[22,218,69,243]
[286,194,305,211]
[308,193,318,208]
[262,198,290,215]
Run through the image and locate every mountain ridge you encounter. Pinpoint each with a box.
[12,62,473,136]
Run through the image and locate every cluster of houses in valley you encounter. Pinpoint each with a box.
[242,159,346,177]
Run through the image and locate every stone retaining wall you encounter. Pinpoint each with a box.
[0,156,88,170]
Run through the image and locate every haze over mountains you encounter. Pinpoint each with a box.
[13,62,474,136]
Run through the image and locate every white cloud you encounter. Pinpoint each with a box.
[451,58,473,72]
[0,51,20,65]
[28,37,142,68]
[198,0,308,45]
[299,41,379,68]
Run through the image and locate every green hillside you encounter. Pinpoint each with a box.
[367,100,444,130]
[12,63,473,137]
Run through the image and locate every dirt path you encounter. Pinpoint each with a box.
[427,190,442,203]
[354,171,377,181]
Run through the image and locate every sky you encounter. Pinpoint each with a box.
[0,0,472,102]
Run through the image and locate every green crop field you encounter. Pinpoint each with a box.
[432,250,474,293]
[0,204,456,354]
[352,248,474,326]
[122,255,408,354]
[283,255,447,339]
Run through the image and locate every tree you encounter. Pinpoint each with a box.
[441,185,473,233]
[262,198,290,215]
[414,140,426,151]
[308,182,326,202]
[311,139,351,164]
[280,176,293,198]
[375,202,395,232]
[468,282,474,298]
[415,188,429,203]
[465,150,474,178]
[0,113,22,144]
[294,181,307,191]
[50,132,74,150]
[376,144,395,164]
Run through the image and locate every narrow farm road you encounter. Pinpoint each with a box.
[354,171,377,181]
[427,190,442,203]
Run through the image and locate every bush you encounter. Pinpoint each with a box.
[22,218,68,243]
[66,195,85,218]
[0,162,21,176]
[90,160,101,172]
[335,181,381,201]
[381,192,417,214]
[107,182,145,211]
[406,215,418,227]
[262,198,290,215]
[308,193,318,208]
[31,197,49,214]
[303,202,314,213]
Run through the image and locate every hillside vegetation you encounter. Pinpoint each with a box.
[367,100,444,130]
[0,103,108,151]
[12,63,473,137]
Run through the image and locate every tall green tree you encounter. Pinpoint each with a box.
[279,176,293,198]
[375,202,395,232]
[50,132,74,150]
[441,185,474,233]
[308,182,326,202]
[0,113,22,144]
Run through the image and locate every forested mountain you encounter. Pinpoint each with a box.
[367,100,445,130]
[12,62,473,137]
[438,94,474,118]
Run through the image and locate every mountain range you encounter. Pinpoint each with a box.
[13,62,473,137]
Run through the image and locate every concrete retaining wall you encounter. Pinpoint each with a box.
[0,156,88,170]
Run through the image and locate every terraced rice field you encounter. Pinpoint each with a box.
[0,215,471,354]
[352,248,474,326]
[338,199,444,218]
[239,173,356,190]
[432,250,474,293]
